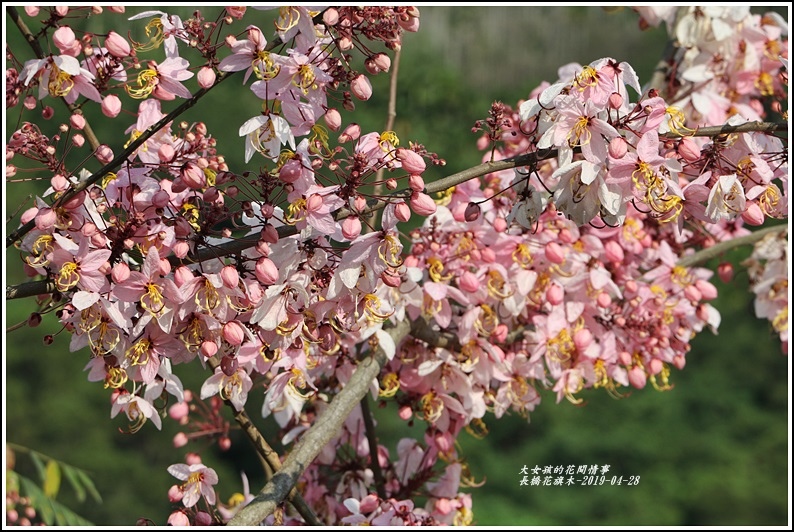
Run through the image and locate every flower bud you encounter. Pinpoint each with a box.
[95,144,114,164]
[173,432,188,448]
[695,279,718,300]
[323,7,339,25]
[172,240,190,259]
[111,262,130,284]
[684,284,702,302]
[181,161,206,189]
[256,257,279,284]
[604,240,624,263]
[493,217,507,233]
[324,108,342,131]
[546,283,564,305]
[464,202,481,222]
[69,113,86,130]
[408,174,424,192]
[410,191,436,216]
[717,262,733,283]
[53,26,80,56]
[741,202,765,226]
[221,265,239,288]
[596,292,612,308]
[220,354,239,375]
[341,216,361,240]
[372,53,391,73]
[544,241,566,264]
[678,137,701,162]
[338,123,361,144]
[200,340,218,359]
[608,92,623,110]
[397,148,426,174]
[174,265,194,287]
[197,66,216,89]
[458,271,480,293]
[105,31,131,58]
[350,74,372,101]
[395,201,411,222]
[574,328,593,350]
[608,136,628,159]
[223,321,245,346]
[42,106,54,120]
[168,401,190,420]
[72,134,85,148]
[167,486,184,504]
[628,366,647,389]
[101,95,121,118]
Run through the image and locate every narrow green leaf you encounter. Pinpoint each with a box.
[43,459,61,498]
[61,464,87,503]
[74,468,102,503]
[17,475,94,526]
[28,451,47,484]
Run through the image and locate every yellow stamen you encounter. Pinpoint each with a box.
[512,243,533,268]
[104,367,128,389]
[132,18,164,52]
[427,257,452,283]
[379,131,399,151]
[195,278,220,312]
[419,391,443,423]
[568,116,592,147]
[47,63,74,97]
[252,50,280,80]
[378,234,403,268]
[141,283,165,315]
[126,69,158,99]
[486,270,513,299]
[378,372,400,398]
[474,304,498,337]
[435,186,455,206]
[665,106,696,136]
[125,338,152,366]
[56,262,80,292]
[285,198,306,225]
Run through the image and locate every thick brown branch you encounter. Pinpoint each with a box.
[227,318,413,526]
[676,224,788,268]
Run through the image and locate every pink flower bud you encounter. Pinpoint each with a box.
[338,123,361,143]
[181,162,206,189]
[493,217,507,233]
[372,53,391,73]
[458,271,480,293]
[221,265,239,288]
[24,6,39,15]
[20,207,38,224]
[69,113,86,130]
[256,257,279,284]
[324,108,342,131]
[410,191,436,216]
[546,283,564,305]
[42,106,54,120]
[223,321,245,346]
[673,355,686,370]
[397,148,426,174]
[628,366,647,389]
[341,216,361,239]
[398,405,413,420]
[385,178,398,190]
[684,284,702,302]
[491,323,508,343]
[247,25,266,48]
[618,351,632,366]
[608,137,628,159]
[677,137,701,162]
[717,262,733,283]
[323,7,339,25]
[101,95,121,117]
[481,247,495,263]
[544,241,566,264]
[172,432,189,448]
[261,223,279,244]
[168,401,190,420]
[72,134,85,148]
[174,265,194,287]
[51,174,69,191]
[741,202,765,226]
[408,174,424,192]
[95,144,114,164]
[350,74,372,101]
[351,195,367,213]
[185,453,201,465]
[167,486,184,504]
[200,340,218,359]
[574,328,593,350]
[35,208,56,230]
[608,92,623,110]
[596,292,612,308]
[604,240,624,263]
[53,26,80,56]
[218,437,232,451]
[111,262,130,283]
[306,193,323,213]
[197,66,216,89]
[105,31,131,58]
[695,279,717,300]
[395,201,411,222]
[172,240,190,258]
[55,6,69,17]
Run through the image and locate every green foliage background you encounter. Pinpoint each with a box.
[4,6,790,526]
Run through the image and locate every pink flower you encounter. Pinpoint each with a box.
[167,463,218,507]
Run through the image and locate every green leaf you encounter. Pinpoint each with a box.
[18,475,94,526]
[28,451,47,484]
[61,463,86,503]
[74,468,102,504]
[43,459,61,498]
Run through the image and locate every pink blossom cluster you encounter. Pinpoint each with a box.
[743,229,789,353]
[4,6,789,527]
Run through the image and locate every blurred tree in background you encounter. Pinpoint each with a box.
[4,6,788,526]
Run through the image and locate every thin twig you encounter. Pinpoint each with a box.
[360,395,387,499]
[205,358,321,526]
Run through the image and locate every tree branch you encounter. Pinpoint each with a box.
[227,317,413,526]
[676,224,788,268]
[359,395,387,500]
